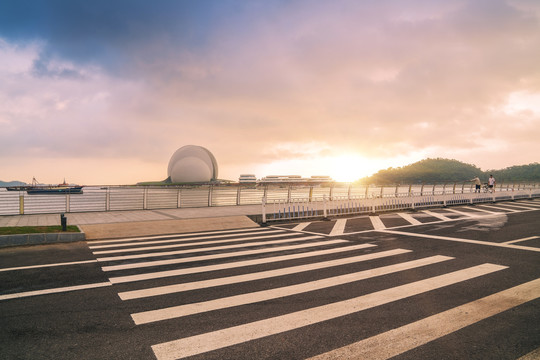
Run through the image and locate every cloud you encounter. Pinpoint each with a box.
[0,0,539,183]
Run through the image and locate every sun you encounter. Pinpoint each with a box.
[325,154,381,182]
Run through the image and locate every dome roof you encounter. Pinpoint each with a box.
[167,145,218,183]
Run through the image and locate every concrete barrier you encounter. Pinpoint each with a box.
[0,230,86,248]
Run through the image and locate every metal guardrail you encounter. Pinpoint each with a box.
[0,183,539,216]
[262,187,540,222]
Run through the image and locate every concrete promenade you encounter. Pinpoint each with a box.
[0,204,263,241]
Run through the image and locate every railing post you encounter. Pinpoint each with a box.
[287,186,292,203]
[408,184,412,197]
[208,185,213,207]
[348,184,351,200]
[329,184,334,201]
[106,187,110,211]
[143,187,148,210]
[262,195,267,224]
[236,186,241,205]
[395,184,399,198]
[309,186,313,203]
[19,193,24,215]
[66,194,70,213]
[323,195,328,218]
[420,184,425,196]
[177,188,181,208]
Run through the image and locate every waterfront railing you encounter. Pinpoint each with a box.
[0,182,539,216]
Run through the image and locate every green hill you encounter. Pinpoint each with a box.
[358,159,540,185]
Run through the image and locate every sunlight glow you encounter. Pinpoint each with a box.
[251,152,425,183]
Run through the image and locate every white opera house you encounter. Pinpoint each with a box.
[166,145,219,183]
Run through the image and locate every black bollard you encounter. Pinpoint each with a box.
[60,213,67,231]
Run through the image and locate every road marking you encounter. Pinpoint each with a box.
[0,281,112,301]
[96,235,322,262]
[292,222,311,232]
[523,203,540,209]
[465,207,498,214]
[134,255,453,324]
[518,347,540,360]
[478,204,520,212]
[422,210,452,221]
[329,219,347,236]
[88,227,267,245]
[308,277,540,360]
[504,236,540,245]
[444,208,481,218]
[381,230,540,253]
[89,229,283,249]
[119,248,412,300]
[397,213,422,226]
[495,203,539,211]
[369,216,386,230]
[92,232,295,254]
[103,238,348,273]
[0,259,98,273]
[109,242,374,283]
[151,263,506,360]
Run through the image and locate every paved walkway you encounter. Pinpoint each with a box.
[0,205,263,240]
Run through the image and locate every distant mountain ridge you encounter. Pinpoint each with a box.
[358,158,540,185]
[0,180,28,187]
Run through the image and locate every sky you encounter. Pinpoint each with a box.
[1,0,539,185]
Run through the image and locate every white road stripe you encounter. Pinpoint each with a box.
[381,230,540,253]
[88,227,266,245]
[93,232,295,254]
[119,248,412,300]
[478,204,520,212]
[494,203,539,211]
[369,216,386,230]
[518,347,540,360]
[515,200,540,206]
[422,210,452,221]
[329,219,347,236]
[504,236,540,245]
[103,238,346,273]
[0,282,112,301]
[133,255,454,324]
[108,242,373,283]
[0,259,97,273]
[397,213,422,226]
[96,235,322,262]
[444,208,481,218]
[151,263,507,360]
[89,229,283,249]
[292,222,311,232]
[465,207,498,214]
[308,277,540,360]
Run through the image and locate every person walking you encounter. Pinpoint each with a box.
[471,177,482,193]
[488,175,496,192]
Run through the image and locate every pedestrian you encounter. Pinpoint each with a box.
[488,175,496,192]
[471,177,482,193]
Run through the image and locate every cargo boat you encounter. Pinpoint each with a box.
[7,178,84,194]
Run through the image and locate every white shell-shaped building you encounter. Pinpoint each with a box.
[167,145,218,183]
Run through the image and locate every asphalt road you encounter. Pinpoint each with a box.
[1,199,539,360]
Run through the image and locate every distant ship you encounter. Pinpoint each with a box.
[6,178,83,194]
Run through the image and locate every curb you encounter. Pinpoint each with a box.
[0,229,86,248]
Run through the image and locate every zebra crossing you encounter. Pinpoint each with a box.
[85,222,540,359]
[272,199,540,236]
